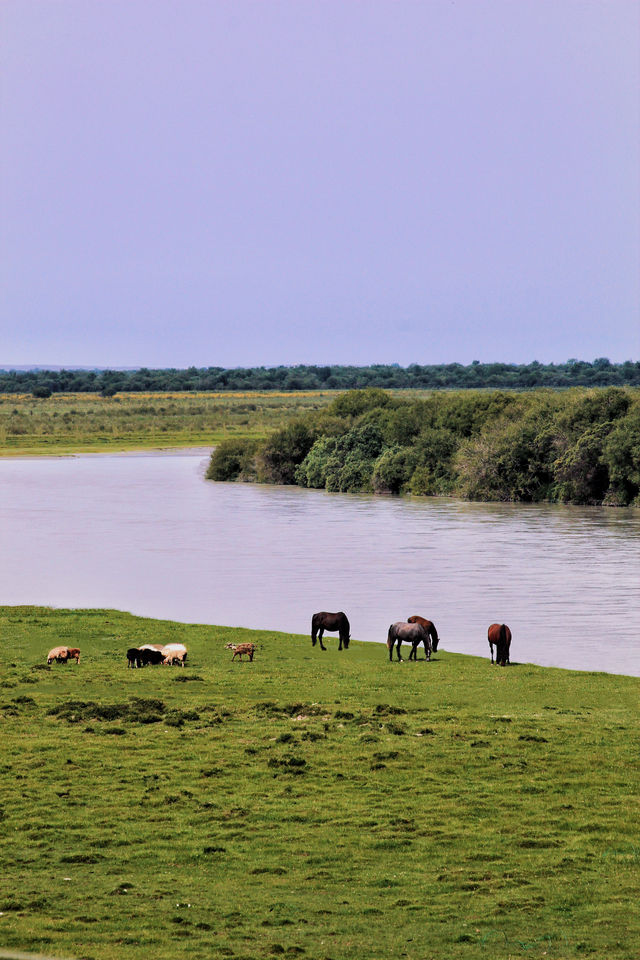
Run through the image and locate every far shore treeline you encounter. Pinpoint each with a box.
[207,386,640,507]
[1,357,640,396]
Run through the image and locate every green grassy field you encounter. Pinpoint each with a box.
[0,392,337,455]
[1,607,638,960]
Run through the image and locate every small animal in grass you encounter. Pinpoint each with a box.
[126,647,142,668]
[225,642,257,661]
[161,643,188,666]
[47,646,80,665]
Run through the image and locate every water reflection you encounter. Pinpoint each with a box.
[0,452,638,676]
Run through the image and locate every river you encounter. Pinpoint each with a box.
[1,450,638,675]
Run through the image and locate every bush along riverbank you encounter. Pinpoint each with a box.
[1,606,639,960]
[207,386,640,505]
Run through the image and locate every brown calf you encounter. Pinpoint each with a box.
[225,642,257,661]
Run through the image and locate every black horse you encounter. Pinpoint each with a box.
[387,621,431,662]
[311,611,351,651]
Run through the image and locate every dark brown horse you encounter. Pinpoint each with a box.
[387,621,430,662]
[488,623,512,666]
[311,612,350,651]
[407,615,439,654]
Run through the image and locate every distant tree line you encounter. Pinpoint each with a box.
[1,358,639,397]
[207,386,640,506]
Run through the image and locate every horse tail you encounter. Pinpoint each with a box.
[386,624,395,650]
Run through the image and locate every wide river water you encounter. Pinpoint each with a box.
[1,450,638,676]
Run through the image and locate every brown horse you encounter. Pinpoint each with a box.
[407,615,439,654]
[488,623,512,666]
[387,621,430,662]
[311,612,350,651]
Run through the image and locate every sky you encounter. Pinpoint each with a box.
[1,1,638,369]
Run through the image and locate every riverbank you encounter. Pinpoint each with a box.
[209,386,640,506]
[0,391,336,456]
[1,606,638,960]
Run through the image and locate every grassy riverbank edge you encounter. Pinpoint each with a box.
[1,607,638,960]
[0,392,338,457]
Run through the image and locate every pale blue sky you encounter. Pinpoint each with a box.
[1,1,638,367]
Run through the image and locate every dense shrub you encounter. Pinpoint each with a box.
[602,404,640,504]
[296,424,384,493]
[257,422,318,484]
[371,447,415,494]
[209,387,640,506]
[205,439,258,481]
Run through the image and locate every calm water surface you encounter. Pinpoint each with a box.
[1,451,638,676]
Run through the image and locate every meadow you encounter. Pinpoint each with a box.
[0,393,337,455]
[1,607,638,960]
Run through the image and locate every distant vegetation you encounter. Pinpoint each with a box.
[208,386,640,506]
[0,391,334,455]
[1,357,639,396]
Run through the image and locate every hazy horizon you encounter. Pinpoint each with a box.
[2,2,638,367]
[1,356,637,374]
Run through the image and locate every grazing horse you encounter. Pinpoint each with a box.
[407,615,440,654]
[311,612,350,651]
[387,622,430,662]
[488,623,512,666]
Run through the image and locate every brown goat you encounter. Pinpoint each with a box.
[225,642,256,661]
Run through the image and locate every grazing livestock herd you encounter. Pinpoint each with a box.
[126,643,188,667]
[310,611,512,667]
[45,614,513,669]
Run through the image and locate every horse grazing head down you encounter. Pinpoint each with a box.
[387,622,431,662]
[407,616,439,652]
[488,623,512,666]
[311,611,351,651]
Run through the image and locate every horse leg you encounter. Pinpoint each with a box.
[425,639,431,661]
[396,639,403,662]
[319,628,326,651]
[489,641,494,664]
